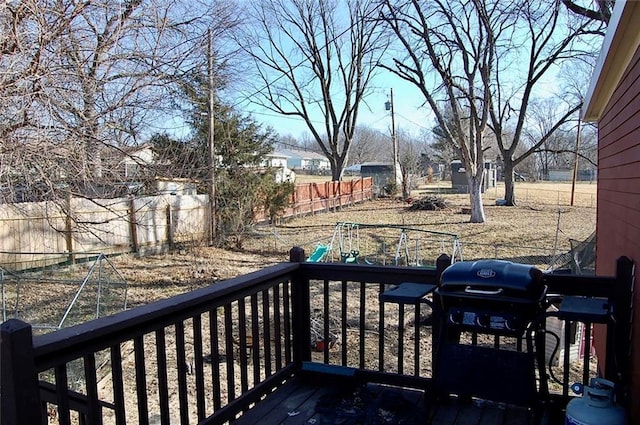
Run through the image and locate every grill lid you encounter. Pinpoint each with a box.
[439,260,544,301]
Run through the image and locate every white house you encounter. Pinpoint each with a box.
[263,152,296,183]
[276,148,330,171]
[263,152,290,168]
[118,144,155,179]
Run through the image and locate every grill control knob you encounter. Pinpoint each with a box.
[505,318,521,331]
[476,314,491,328]
[449,311,464,324]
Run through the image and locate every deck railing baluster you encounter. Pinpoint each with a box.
[237,298,249,393]
[83,352,99,425]
[341,280,348,366]
[193,315,206,421]
[224,304,236,402]
[261,290,272,376]
[397,303,405,374]
[209,309,222,411]
[250,294,261,384]
[272,287,283,370]
[133,336,149,425]
[110,344,126,425]
[414,302,420,376]
[175,322,189,425]
[55,364,72,425]
[359,281,366,369]
[322,280,330,363]
[155,329,170,425]
[282,282,292,365]
[378,283,386,371]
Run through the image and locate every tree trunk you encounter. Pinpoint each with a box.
[503,159,516,206]
[330,155,346,181]
[468,174,486,223]
[331,165,342,182]
[401,166,410,199]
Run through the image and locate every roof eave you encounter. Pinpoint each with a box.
[583,0,640,122]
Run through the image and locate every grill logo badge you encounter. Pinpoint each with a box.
[477,268,496,278]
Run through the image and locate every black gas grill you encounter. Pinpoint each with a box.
[438,259,546,336]
[434,260,547,406]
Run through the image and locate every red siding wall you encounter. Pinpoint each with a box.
[596,45,640,420]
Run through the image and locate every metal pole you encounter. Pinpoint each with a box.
[570,116,582,206]
[208,29,217,244]
[390,88,398,185]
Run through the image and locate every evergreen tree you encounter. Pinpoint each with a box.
[151,67,293,247]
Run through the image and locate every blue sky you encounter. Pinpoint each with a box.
[242,73,436,140]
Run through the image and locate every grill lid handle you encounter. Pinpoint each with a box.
[464,286,503,295]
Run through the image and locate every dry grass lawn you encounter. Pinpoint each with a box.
[108,181,596,307]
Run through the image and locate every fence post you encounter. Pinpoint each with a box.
[64,191,75,265]
[128,196,139,254]
[1,319,43,425]
[292,187,298,218]
[607,256,634,409]
[165,203,173,249]
[289,247,311,365]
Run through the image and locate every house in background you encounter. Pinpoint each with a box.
[118,144,154,179]
[276,148,330,172]
[263,152,290,168]
[153,177,198,195]
[360,162,401,196]
[583,1,640,421]
[262,152,296,183]
[450,160,497,193]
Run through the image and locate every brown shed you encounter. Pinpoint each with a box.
[583,1,640,421]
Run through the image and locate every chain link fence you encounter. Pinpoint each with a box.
[459,232,595,273]
[1,253,128,334]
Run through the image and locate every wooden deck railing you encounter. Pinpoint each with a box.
[1,249,634,424]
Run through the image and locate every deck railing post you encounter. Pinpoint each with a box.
[607,256,634,408]
[289,247,311,365]
[431,254,450,386]
[1,319,43,425]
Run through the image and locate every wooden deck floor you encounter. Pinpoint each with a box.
[232,376,540,425]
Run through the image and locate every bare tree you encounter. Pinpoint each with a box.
[561,0,613,24]
[526,98,575,179]
[0,0,242,250]
[237,0,388,181]
[526,97,598,181]
[487,0,603,205]
[1,1,240,201]
[351,125,389,164]
[380,0,603,218]
[379,0,510,222]
[396,129,426,199]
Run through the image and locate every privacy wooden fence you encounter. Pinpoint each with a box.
[0,179,373,271]
[254,178,373,222]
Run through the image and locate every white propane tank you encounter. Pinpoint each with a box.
[566,378,627,425]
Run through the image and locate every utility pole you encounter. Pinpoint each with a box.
[386,88,399,187]
[207,29,216,245]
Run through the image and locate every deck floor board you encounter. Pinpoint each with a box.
[231,376,539,425]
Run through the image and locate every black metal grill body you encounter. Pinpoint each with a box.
[434,260,546,406]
